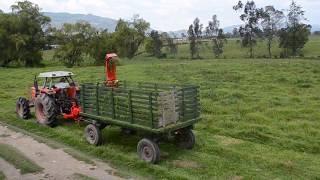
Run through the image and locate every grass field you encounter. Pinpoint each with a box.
[1,58,320,179]
[0,171,5,180]
[162,35,320,59]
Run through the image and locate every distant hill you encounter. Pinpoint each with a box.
[168,29,188,38]
[44,12,320,35]
[44,12,118,31]
[223,25,241,33]
[168,26,241,38]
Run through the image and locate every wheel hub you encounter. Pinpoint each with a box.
[142,146,152,159]
[88,129,95,140]
[18,105,23,116]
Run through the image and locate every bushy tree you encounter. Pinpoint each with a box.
[188,25,196,59]
[206,15,227,57]
[54,21,97,67]
[113,15,149,59]
[232,27,240,38]
[233,1,264,58]
[88,31,116,65]
[188,18,202,59]
[279,1,311,57]
[145,30,163,58]
[0,1,50,67]
[0,13,17,67]
[212,29,227,58]
[161,32,177,57]
[262,6,285,58]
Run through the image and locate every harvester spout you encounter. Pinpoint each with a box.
[105,53,118,86]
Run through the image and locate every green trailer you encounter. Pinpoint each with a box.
[80,81,200,163]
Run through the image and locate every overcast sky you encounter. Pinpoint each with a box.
[0,0,319,31]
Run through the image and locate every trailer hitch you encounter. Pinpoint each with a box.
[63,102,81,121]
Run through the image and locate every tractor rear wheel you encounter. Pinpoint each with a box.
[35,94,58,127]
[85,124,102,146]
[174,128,195,150]
[137,138,160,164]
[16,97,30,119]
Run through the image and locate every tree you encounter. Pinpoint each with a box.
[0,1,50,67]
[0,13,20,67]
[54,21,97,67]
[113,15,150,59]
[161,32,178,57]
[88,31,116,65]
[233,1,264,58]
[262,6,285,58]
[206,15,227,57]
[212,29,227,58]
[145,30,163,58]
[279,1,311,57]
[188,25,196,59]
[232,27,240,38]
[188,18,202,59]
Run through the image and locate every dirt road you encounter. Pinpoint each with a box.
[0,125,123,180]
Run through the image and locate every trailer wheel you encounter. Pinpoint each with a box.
[175,129,195,150]
[85,124,102,146]
[16,97,30,119]
[137,138,160,164]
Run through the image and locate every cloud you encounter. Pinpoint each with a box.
[0,0,319,31]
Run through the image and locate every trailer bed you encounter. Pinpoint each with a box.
[79,81,200,134]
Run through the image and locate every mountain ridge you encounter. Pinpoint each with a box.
[45,12,320,36]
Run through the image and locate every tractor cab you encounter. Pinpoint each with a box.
[32,71,78,100]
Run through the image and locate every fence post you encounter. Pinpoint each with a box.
[81,84,85,113]
[96,83,100,115]
[149,92,154,128]
[154,83,158,92]
[111,88,115,119]
[128,90,133,123]
[181,88,185,120]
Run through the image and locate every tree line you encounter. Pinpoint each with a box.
[187,0,312,59]
[0,0,315,67]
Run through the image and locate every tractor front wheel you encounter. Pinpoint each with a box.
[16,97,30,119]
[35,94,58,127]
[137,138,160,164]
[85,124,102,146]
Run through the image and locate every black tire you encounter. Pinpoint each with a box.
[137,138,160,164]
[175,128,195,150]
[85,124,102,146]
[34,94,58,127]
[16,97,30,119]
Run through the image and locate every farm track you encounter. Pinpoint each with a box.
[0,124,122,180]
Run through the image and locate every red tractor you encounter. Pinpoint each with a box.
[16,53,118,126]
[16,71,80,126]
